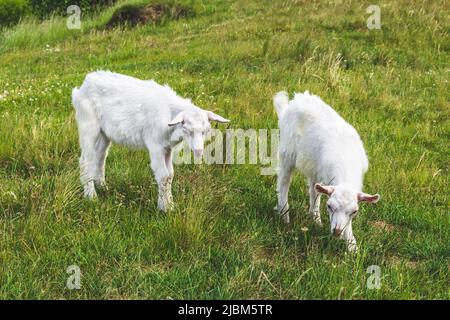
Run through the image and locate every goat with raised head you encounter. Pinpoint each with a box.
[72,71,229,212]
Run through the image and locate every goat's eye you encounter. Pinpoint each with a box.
[351,210,358,216]
[327,204,333,212]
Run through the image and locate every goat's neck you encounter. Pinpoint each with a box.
[169,102,198,118]
[324,167,363,191]
[169,105,184,118]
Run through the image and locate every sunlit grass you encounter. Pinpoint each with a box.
[0,0,448,299]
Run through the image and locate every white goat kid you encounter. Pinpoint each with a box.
[273,91,380,252]
[72,71,229,212]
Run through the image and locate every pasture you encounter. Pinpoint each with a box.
[0,0,448,299]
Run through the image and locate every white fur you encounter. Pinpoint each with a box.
[72,71,229,212]
[274,91,379,252]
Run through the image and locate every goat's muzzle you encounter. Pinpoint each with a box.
[332,227,343,237]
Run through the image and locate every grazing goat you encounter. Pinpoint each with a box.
[72,71,229,212]
[273,91,380,252]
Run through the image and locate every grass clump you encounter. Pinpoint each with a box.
[0,0,30,27]
[105,2,195,28]
[28,0,117,18]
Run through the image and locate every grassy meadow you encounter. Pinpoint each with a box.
[0,0,448,299]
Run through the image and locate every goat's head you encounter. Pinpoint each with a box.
[168,109,229,159]
[315,183,380,238]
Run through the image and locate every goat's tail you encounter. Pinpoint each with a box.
[71,88,80,110]
[71,87,93,119]
[273,91,289,118]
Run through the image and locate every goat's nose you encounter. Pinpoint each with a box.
[332,228,342,237]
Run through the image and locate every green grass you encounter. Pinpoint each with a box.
[0,0,448,299]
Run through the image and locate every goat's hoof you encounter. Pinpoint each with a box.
[279,210,290,224]
[158,206,167,213]
[347,243,359,254]
[158,199,174,212]
[308,211,322,226]
[276,204,290,224]
[312,216,322,226]
[166,201,175,211]
[84,190,97,199]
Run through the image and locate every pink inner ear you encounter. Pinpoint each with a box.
[358,193,380,203]
[207,111,230,123]
[315,183,334,195]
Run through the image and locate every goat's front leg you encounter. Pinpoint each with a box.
[308,180,323,226]
[164,147,174,209]
[149,146,173,212]
[343,221,358,253]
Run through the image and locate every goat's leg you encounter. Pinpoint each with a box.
[77,119,101,199]
[308,180,323,226]
[79,150,97,199]
[343,221,358,253]
[164,148,174,209]
[94,131,111,187]
[149,145,173,212]
[277,157,294,224]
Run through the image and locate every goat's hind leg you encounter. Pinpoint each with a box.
[77,115,102,199]
[94,131,111,187]
[277,155,295,224]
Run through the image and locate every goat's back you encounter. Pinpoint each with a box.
[72,71,185,148]
[279,91,368,182]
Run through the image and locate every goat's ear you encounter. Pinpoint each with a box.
[358,192,380,204]
[168,113,184,127]
[207,111,230,123]
[314,183,334,196]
